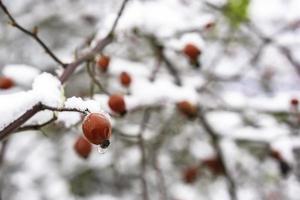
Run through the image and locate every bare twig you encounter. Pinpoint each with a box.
[198,108,237,200]
[0,140,8,167]
[107,0,130,36]
[86,62,110,95]
[137,109,152,200]
[0,0,66,67]
[17,115,57,132]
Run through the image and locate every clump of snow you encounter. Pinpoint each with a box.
[0,73,63,131]
[96,0,213,38]
[2,64,40,87]
[32,73,63,107]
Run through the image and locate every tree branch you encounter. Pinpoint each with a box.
[0,0,130,140]
[0,0,67,68]
[198,108,237,200]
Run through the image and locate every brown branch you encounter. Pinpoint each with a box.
[137,109,152,200]
[0,0,130,140]
[86,62,110,95]
[0,140,8,167]
[148,35,182,86]
[17,115,57,132]
[107,0,130,36]
[198,108,237,200]
[0,0,66,68]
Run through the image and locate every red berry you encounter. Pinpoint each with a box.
[183,43,201,60]
[290,98,299,106]
[74,136,92,159]
[177,101,198,118]
[82,113,112,147]
[97,55,110,72]
[202,157,224,175]
[270,150,283,161]
[0,76,14,89]
[182,166,199,184]
[119,71,132,87]
[108,94,126,115]
[204,21,215,30]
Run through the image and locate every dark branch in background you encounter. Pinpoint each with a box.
[86,62,110,95]
[198,108,237,200]
[107,0,129,36]
[248,23,300,76]
[0,140,8,167]
[0,0,130,140]
[135,31,182,86]
[137,109,152,200]
[0,0,66,68]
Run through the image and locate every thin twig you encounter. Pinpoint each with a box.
[0,0,66,68]
[137,109,152,200]
[86,61,110,95]
[198,108,237,200]
[107,0,130,36]
[17,115,57,132]
[0,140,8,167]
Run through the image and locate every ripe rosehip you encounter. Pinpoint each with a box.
[270,150,283,161]
[204,21,215,30]
[0,76,14,89]
[119,71,132,87]
[177,101,198,118]
[202,157,224,175]
[82,113,112,148]
[183,43,201,61]
[182,166,199,184]
[97,55,110,72]
[290,98,299,107]
[74,136,92,159]
[108,94,126,115]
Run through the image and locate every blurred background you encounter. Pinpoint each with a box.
[1,0,300,199]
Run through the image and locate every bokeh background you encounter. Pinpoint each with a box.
[1,0,300,200]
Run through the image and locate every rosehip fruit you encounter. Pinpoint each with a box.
[177,101,198,118]
[290,98,299,107]
[0,76,14,89]
[82,113,112,148]
[74,136,92,159]
[119,71,132,87]
[270,150,283,161]
[108,94,126,115]
[183,43,201,61]
[97,55,110,72]
[202,157,224,175]
[182,166,198,184]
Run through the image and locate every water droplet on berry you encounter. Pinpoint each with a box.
[97,145,108,154]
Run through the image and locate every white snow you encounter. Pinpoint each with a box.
[2,64,41,87]
[0,73,63,131]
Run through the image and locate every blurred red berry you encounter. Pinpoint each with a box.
[290,98,299,107]
[270,149,283,161]
[182,166,199,184]
[183,43,201,61]
[0,76,14,89]
[74,136,92,159]
[82,113,112,147]
[202,157,224,175]
[120,71,132,87]
[97,55,110,72]
[177,101,198,118]
[108,94,127,115]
